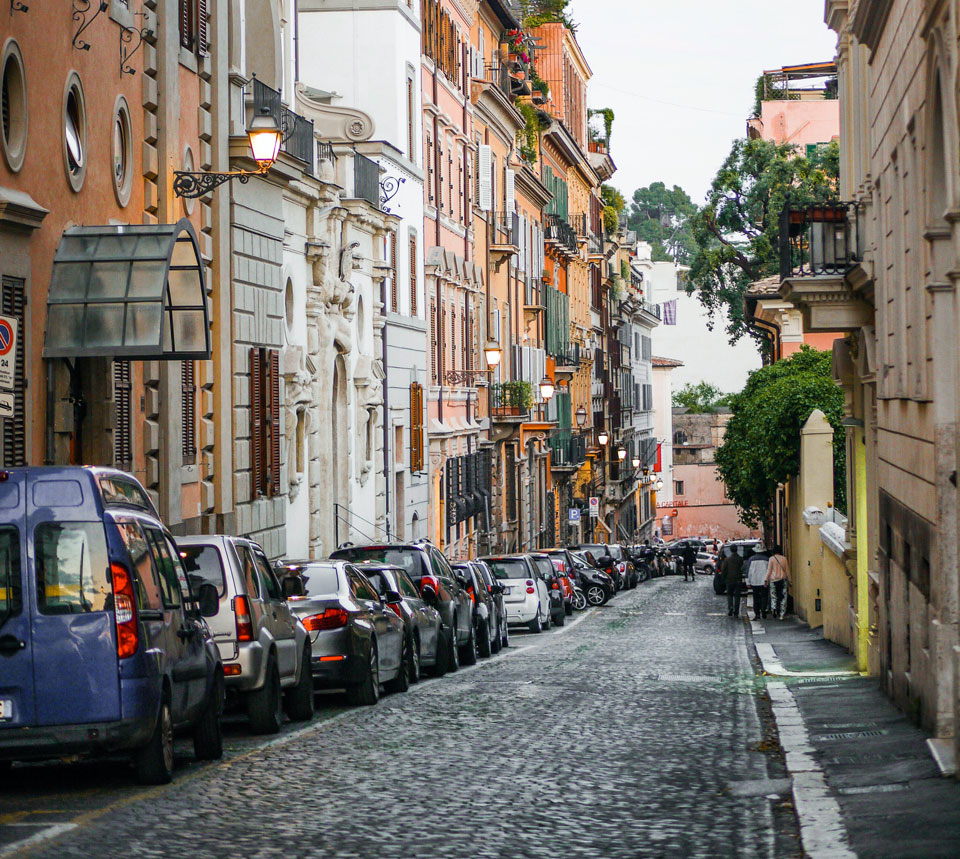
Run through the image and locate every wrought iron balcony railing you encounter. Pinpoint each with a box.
[354,152,381,209]
[779,200,863,280]
[489,382,531,419]
[640,300,661,320]
[252,77,315,175]
[549,431,588,469]
[554,343,580,368]
[545,213,578,254]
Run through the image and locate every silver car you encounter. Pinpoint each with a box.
[176,535,313,733]
[274,560,408,706]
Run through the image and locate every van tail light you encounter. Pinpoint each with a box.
[303,607,350,631]
[111,562,138,659]
[551,581,559,590]
[467,585,475,604]
[233,595,254,641]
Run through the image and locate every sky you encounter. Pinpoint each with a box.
[566,0,838,204]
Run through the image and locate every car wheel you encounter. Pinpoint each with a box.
[193,670,224,761]
[247,655,283,734]
[447,621,460,672]
[284,644,315,721]
[135,698,174,785]
[491,619,502,654]
[347,639,380,706]
[528,611,543,633]
[573,590,588,611]
[431,627,448,677]
[386,633,411,694]
[501,620,510,649]
[553,609,565,627]
[477,618,492,658]
[408,634,421,684]
[585,584,605,606]
[460,622,479,665]
[564,602,573,616]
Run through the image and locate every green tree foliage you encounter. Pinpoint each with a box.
[627,182,697,263]
[686,137,839,342]
[715,347,846,529]
[601,184,627,234]
[672,381,732,413]
[518,0,577,30]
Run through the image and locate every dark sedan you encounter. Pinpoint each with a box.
[454,561,499,659]
[356,563,444,682]
[473,560,509,650]
[273,560,407,706]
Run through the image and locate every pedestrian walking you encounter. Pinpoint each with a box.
[746,550,769,620]
[765,546,790,618]
[720,547,744,617]
[681,542,697,582]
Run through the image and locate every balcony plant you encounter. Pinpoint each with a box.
[501,380,533,411]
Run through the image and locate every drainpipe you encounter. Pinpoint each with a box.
[433,65,443,423]
[381,237,392,541]
[294,0,300,87]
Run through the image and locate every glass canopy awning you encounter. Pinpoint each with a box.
[43,219,210,360]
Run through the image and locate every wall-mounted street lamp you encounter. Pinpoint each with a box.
[575,405,587,428]
[617,447,627,462]
[632,456,641,469]
[174,110,282,198]
[539,375,555,402]
[598,430,609,446]
[445,339,502,386]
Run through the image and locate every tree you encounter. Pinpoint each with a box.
[601,184,627,234]
[686,137,839,342]
[672,381,731,413]
[518,0,577,30]
[627,182,697,262]
[715,347,846,530]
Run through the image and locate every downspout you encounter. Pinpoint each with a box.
[381,238,392,541]
[294,0,300,87]
[433,63,443,422]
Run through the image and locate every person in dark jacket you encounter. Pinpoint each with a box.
[721,548,745,616]
[680,542,697,582]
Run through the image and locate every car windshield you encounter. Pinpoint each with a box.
[333,547,425,582]
[297,565,341,597]
[486,559,528,580]
[178,544,227,597]
[532,558,554,578]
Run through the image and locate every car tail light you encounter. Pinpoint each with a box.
[551,581,559,590]
[467,585,475,604]
[223,664,242,676]
[526,581,535,594]
[233,595,254,641]
[302,607,350,631]
[111,562,138,659]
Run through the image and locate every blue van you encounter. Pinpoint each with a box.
[0,467,223,783]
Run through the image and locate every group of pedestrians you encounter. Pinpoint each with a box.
[719,545,791,619]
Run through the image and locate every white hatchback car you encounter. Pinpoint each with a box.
[482,555,551,633]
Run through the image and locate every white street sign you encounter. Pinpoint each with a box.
[589,496,599,519]
[0,314,17,391]
[0,392,14,419]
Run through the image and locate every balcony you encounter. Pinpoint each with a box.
[354,152,381,209]
[639,300,661,321]
[252,78,315,175]
[778,201,874,332]
[490,210,520,271]
[545,213,579,255]
[549,431,588,472]
[553,343,581,379]
[490,382,531,422]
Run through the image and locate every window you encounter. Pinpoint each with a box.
[112,361,133,471]
[0,278,25,467]
[98,475,152,512]
[410,382,424,472]
[348,571,378,602]
[250,347,281,498]
[35,522,111,615]
[408,232,418,316]
[0,526,22,617]
[234,544,261,598]
[673,430,687,446]
[284,278,295,330]
[675,481,684,496]
[1,41,27,173]
[179,544,227,597]
[396,571,419,599]
[182,360,197,463]
[179,0,208,54]
[111,98,133,206]
[430,300,438,383]
[63,75,86,191]
[252,548,281,600]
[142,526,185,608]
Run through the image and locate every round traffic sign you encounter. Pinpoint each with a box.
[0,320,13,356]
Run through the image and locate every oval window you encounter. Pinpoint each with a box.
[62,75,86,190]
[112,98,133,206]
[0,42,27,173]
[65,90,83,171]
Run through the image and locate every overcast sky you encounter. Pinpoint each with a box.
[567,0,838,204]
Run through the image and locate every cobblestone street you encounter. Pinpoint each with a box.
[1,578,801,859]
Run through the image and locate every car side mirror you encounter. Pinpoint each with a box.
[197,582,219,618]
[420,584,438,605]
[384,589,403,605]
[282,577,305,599]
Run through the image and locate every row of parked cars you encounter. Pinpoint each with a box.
[0,466,650,787]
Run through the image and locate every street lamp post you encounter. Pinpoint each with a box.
[444,339,501,386]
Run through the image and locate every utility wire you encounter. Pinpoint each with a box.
[591,82,745,117]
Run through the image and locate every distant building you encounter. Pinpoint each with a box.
[651,356,682,535]
[746,61,840,148]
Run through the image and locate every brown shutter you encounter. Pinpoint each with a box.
[0,277,25,468]
[269,349,281,495]
[409,233,417,316]
[181,360,197,461]
[466,299,473,373]
[406,78,415,160]
[461,304,467,376]
[430,300,437,383]
[197,0,208,55]
[179,0,193,50]
[409,382,421,473]
[250,347,263,497]
[113,360,133,471]
[390,232,398,313]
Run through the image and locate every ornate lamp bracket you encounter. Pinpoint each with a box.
[173,168,269,199]
[380,174,406,214]
[10,0,29,14]
[72,0,108,51]
[120,16,152,76]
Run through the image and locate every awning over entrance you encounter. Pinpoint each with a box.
[43,219,210,360]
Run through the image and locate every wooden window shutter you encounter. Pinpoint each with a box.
[430,300,438,383]
[181,360,197,460]
[179,0,194,50]
[461,305,467,376]
[390,232,399,313]
[410,382,422,473]
[466,299,473,373]
[113,360,133,471]
[250,347,264,497]
[449,304,456,373]
[409,233,418,316]
[197,0,208,55]
[0,278,25,468]
[268,349,281,495]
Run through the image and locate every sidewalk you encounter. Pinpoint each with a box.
[750,613,960,858]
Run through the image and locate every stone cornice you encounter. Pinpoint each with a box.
[473,82,524,146]
[514,165,552,209]
[0,187,48,232]
[850,0,894,56]
[295,84,375,142]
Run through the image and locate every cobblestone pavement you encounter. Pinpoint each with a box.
[2,576,801,859]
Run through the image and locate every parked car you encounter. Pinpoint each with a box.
[271,560,407,704]
[529,552,566,627]
[330,542,474,672]
[575,544,633,589]
[695,551,718,575]
[453,562,498,659]
[353,562,443,681]
[473,560,509,649]
[713,540,763,594]
[0,467,223,784]
[482,554,551,632]
[177,535,313,733]
[568,550,616,604]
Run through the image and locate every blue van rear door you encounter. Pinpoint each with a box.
[28,475,121,726]
[0,472,34,729]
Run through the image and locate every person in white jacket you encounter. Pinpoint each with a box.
[765,547,791,619]
[746,550,770,620]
